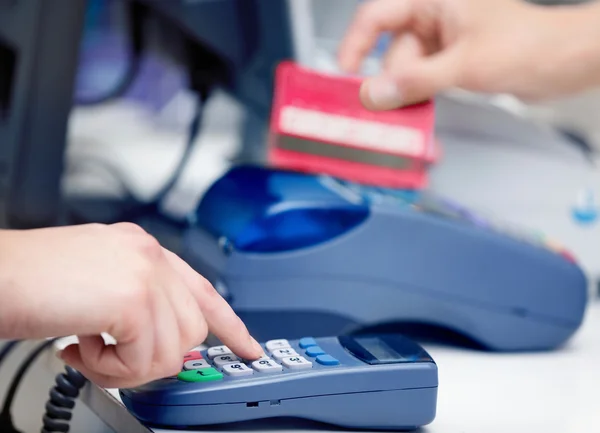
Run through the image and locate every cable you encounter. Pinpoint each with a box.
[0,338,87,433]
[68,45,221,225]
[0,341,21,368]
[100,91,206,225]
[67,9,230,226]
[149,90,206,205]
[40,366,87,433]
[0,340,57,433]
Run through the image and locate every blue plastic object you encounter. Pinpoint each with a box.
[305,346,326,357]
[316,354,340,366]
[184,166,589,352]
[120,334,438,430]
[298,337,317,349]
[572,189,598,225]
[195,166,369,253]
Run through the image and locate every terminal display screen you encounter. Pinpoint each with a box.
[354,337,407,362]
[339,334,434,365]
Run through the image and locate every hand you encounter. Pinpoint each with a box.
[338,0,600,109]
[0,223,264,388]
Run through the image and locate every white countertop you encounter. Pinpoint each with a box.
[62,300,600,433]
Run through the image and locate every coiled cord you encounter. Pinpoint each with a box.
[0,340,57,433]
[41,366,87,433]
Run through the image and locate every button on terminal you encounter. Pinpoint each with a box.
[251,358,283,373]
[183,359,211,371]
[213,355,241,368]
[305,346,326,357]
[298,337,317,349]
[271,348,299,360]
[265,339,291,352]
[281,356,312,370]
[183,351,203,362]
[207,345,232,359]
[178,368,223,382]
[316,355,340,366]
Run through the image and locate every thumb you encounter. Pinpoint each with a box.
[360,48,461,110]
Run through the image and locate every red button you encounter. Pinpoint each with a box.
[183,351,203,362]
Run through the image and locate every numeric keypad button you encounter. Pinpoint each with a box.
[183,359,211,371]
[251,358,283,373]
[223,363,254,377]
[281,356,312,370]
[265,339,291,352]
[183,351,203,362]
[271,348,298,360]
[207,345,232,359]
[213,354,240,368]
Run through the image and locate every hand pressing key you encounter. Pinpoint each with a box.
[0,222,264,388]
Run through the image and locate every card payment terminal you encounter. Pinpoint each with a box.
[120,333,438,430]
[183,165,588,352]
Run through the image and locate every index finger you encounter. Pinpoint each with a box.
[338,0,414,72]
[162,248,264,361]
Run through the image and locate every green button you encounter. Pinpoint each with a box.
[177,368,223,383]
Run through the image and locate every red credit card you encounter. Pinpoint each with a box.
[267,61,439,189]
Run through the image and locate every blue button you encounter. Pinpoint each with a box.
[316,355,340,366]
[299,337,317,349]
[305,346,326,357]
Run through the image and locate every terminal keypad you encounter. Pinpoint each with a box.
[177,338,340,383]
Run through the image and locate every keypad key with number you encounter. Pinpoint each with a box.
[183,351,203,362]
[281,356,313,370]
[251,358,283,373]
[178,368,223,383]
[265,339,291,352]
[207,345,232,359]
[183,359,211,371]
[213,354,240,368]
[223,363,254,377]
[271,348,299,360]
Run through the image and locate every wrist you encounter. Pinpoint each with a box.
[542,2,600,92]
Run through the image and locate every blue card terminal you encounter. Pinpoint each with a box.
[183,166,588,352]
[120,334,438,430]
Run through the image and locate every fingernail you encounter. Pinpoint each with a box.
[368,76,403,109]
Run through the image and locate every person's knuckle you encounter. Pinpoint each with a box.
[197,316,209,340]
[180,305,208,346]
[86,222,108,232]
[112,305,147,346]
[113,222,147,234]
[198,283,224,311]
[197,275,217,295]
[135,233,163,260]
[187,316,209,349]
